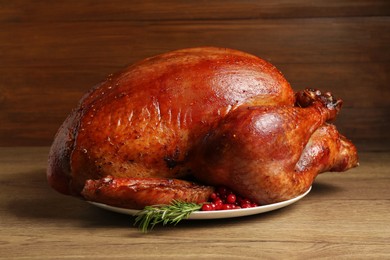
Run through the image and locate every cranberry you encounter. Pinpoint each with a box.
[226,194,236,204]
[201,185,259,211]
[201,203,213,211]
[241,203,252,208]
[217,186,228,196]
[240,199,251,205]
[213,197,223,204]
[213,199,223,210]
[222,204,233,210]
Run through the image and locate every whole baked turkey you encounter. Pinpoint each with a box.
[47,47,358,209]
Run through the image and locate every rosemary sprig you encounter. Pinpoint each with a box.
[134,200,202,233]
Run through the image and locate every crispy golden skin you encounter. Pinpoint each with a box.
[191,89,358,204]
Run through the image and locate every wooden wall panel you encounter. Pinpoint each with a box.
[1,0,389,21]
[0,1,389,151]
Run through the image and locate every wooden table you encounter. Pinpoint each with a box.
[1,147,389,259]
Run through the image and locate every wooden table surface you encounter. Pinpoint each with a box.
[0,147,389,259]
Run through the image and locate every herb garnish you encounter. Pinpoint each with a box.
[134,200,202,233]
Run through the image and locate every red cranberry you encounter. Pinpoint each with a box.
[222,204,233,210]
[201,204,213,211]
[240,199,251,205]
[201,185,259,211]
[217,186,228,196]
[226,194,236,204]
[213,199,223,210]
[241,203,252,208]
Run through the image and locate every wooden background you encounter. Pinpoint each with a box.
[1,0,389,152]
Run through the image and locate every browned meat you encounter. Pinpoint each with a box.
[82,176,214,209]
[190,89,358,204]
[47,47,358,208]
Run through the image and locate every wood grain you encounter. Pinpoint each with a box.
[0,147,389,259]
[0,1,389,150]
[1,0,389,22]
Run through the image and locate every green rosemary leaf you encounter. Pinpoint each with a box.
[134,200,202,233]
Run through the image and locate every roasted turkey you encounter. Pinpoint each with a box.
[47,47,358,209]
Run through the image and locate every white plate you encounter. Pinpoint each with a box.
[89,186,311,220]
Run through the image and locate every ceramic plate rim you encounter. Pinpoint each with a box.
[88,186,311,220]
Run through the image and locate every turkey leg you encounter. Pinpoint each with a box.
[191,89,358,204]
